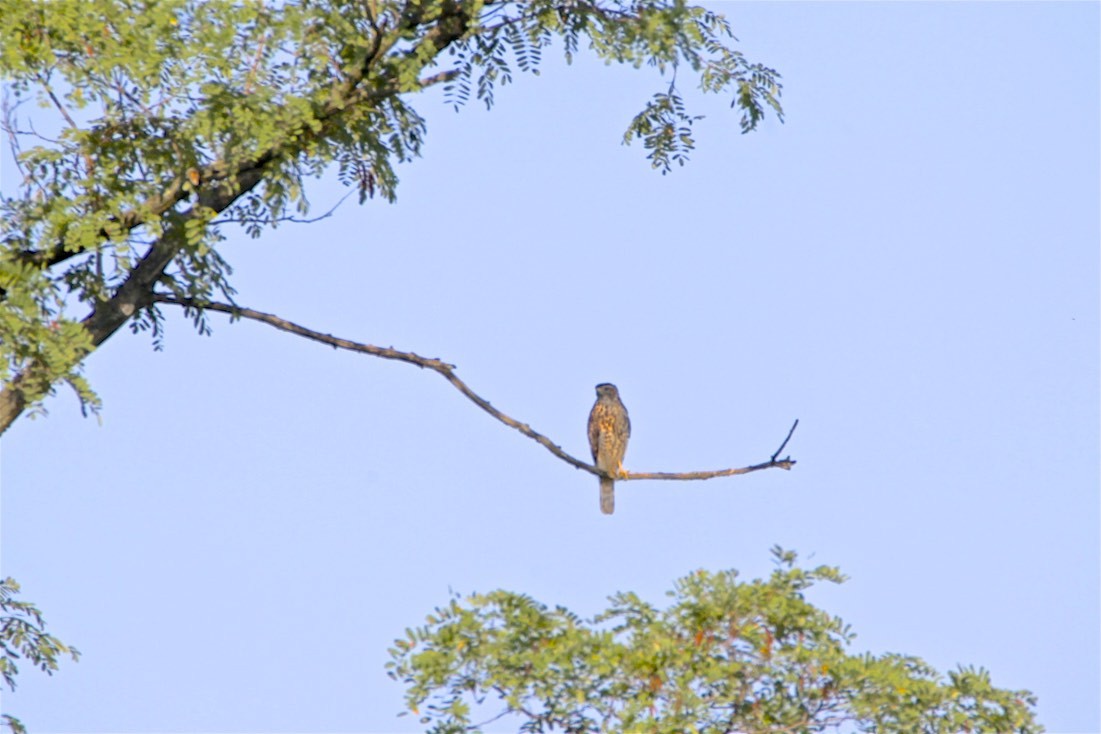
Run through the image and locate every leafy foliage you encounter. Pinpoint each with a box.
[1,578,80,734]
[0,1,782,430]
[388,548,1040,733]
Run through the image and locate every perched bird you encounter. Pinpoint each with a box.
[587,383,631,515]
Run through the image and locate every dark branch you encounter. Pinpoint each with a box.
[771,418,798,463]
[152,296,798,482]
[0,1,486,434]
[4,7,473,279]
[212,191,353,227]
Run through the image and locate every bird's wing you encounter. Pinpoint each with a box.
[587,403,603,461]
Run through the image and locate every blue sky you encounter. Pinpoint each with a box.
[2,2,1098,732]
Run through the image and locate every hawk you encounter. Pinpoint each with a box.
[587,383,630,515]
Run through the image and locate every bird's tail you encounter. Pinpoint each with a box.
[600,478,615,515]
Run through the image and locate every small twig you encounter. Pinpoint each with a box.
[624,456,794,483]
[243,31,271,96]
[470,706,515,730]
[417,69,459,89]
[151,296,797,483]
[212,191,353,227]
[0,93,27,181]
[770,418,798,463]
[41,81,79,132]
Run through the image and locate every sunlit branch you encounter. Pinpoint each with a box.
[152,296,798,482]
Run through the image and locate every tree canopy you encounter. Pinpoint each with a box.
[0,4,1056,733]
[388,549,1040,734]
[0,0,782,435]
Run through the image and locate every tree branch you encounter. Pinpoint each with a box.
[771,418,798,462]
[0,166,269,435]
[211,191,353,227]
[5,2,478,278]
[0,1,487,434]
[151,296,798,482]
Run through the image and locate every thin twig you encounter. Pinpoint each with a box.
[417,69,460,89]
[243,31,271,96]
[625,457,794,483]
[151,296,797,482]
[41,81,79,131]
[0,93,27,182]
[470,706,515,730]
[770,418,798,463]
[212,191,353,226]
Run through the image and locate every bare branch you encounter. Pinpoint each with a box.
[625,456,794,483]
[212,191,353,227]
[151,296,798,483]
[1,94,25,180]
[242,31,271,96]
[419,69,460,89]
[39,77,79,132]
[771,418,798,463]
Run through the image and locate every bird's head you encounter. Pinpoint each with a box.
[595,383,619,398]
